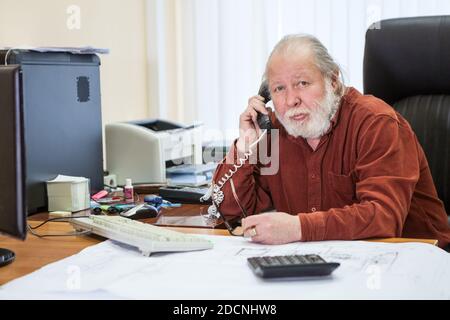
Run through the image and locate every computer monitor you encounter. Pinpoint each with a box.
[0,65,27,267]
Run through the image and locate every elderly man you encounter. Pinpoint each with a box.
[210,34,450,248]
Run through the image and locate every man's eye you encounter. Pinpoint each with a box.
[298,81,309,87]
[273,86,284,93]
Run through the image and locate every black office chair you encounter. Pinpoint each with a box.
[363,16,450,226]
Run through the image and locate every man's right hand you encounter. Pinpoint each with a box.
[236,95,269,153]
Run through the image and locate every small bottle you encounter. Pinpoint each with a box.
[124,178,134,203]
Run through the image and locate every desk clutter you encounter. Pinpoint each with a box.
[88,180,181,220]
[44,174,215,256]
[86,183,227,232]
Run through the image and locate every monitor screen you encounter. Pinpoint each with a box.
[0,65,27,241]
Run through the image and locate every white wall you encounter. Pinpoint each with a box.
[147,0,450,136]
[0,0,150,125]
[2,1,450,137]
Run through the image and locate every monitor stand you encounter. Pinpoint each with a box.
[0,248,15,267]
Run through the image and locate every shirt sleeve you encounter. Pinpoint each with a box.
[299,115,420,241]
[212,141,273,217]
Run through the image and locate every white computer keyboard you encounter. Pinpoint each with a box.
[71,215,213,256]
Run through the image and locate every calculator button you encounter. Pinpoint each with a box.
[261,257,272,266]
[268,257,281,265]
[279,256,291,265]
[286,255,298,264]
[306,255,325,263]
[290,255,302,264]
[300,255,311,263]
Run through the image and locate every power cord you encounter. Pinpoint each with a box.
[4,48,13,65]
[3,46,33,65]
[27,215,92,238]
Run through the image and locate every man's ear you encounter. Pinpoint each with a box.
[330,71,339,91]
[329,70,342,95]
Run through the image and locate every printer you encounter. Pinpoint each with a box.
[105,119,203,185]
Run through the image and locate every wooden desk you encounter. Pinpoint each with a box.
[0,205,438,285]
[0,221,101,285]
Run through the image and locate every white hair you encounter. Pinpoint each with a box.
[264,34,345,97]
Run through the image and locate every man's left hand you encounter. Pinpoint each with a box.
[241,212,302,244]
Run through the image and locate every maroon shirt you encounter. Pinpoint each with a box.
[213,87,450,248]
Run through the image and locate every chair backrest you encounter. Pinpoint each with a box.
[363,15,450,215]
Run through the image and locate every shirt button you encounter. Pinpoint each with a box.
[311,174,316,179]
[311,207,317,212]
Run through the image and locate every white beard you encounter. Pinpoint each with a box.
[275,80,340,139]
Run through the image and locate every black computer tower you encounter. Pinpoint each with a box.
[0,50,104,213]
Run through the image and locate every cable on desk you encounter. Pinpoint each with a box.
[27,215,92,238]
[27,225,91,238]
[28,215,88,229]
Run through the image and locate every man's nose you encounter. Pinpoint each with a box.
[286,87,301,108]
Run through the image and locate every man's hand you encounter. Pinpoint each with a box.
[236,95,269,153]
[241,212,302,245]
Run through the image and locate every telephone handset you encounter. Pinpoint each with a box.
[256,81,272,131]
[201,81,272,224]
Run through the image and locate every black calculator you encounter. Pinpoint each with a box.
[247,254,340,279]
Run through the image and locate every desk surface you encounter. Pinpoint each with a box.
[0,206,438,286]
